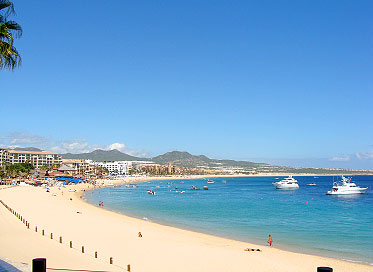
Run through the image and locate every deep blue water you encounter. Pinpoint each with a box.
[84,175,373,264]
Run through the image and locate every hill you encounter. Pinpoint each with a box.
[151,151,267,169]
[62,149,148,162]
[60,149,373,175]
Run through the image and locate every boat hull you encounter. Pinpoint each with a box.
[326,188,368,195]
[272,183,299,190]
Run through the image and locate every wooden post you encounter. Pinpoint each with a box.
[50,233,53,239]
[127,264,131,271]
[95,251,97,258]
[70,241,73,248]
[42,230,44,236]
[59,236,62,243]
[35,226,37,232]
[32,258,46,272]
[110,257,113,264]
[82,246,84,253]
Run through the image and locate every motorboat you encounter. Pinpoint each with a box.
[147,189,155,195]
[272,176,299,190]
[203,186,209,190]
[307,183,317,186]
[191,186,200,190]
[326,176,368,195]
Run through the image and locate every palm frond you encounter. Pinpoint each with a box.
[2,20,22,37]
[0,0,21,70]
[0,39,21,70]
[0,0,14,17]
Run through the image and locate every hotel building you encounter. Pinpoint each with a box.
[96,161,129,175]
[0,147,9,166]
[0,148,62,168]
[61,159,97,176]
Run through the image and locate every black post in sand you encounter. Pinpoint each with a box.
[317,267,333,272]
[32,258,46,272]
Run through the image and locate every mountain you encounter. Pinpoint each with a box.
[151,151,267,169]
[56,149,372,174]
[62,149,148,162]
[61,149,266,169]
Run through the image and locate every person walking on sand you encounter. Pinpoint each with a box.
[268,234,273,246]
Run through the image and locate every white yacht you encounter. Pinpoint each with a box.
[326,176,368,195]
[272,176,299,190]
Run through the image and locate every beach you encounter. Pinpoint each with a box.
[0,178,372,272]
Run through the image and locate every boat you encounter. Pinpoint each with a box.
[326,176,368,195]
[191,186,200,190]
[203,186,209,190]
[207,179,215,184]
[307,183,317,186]
[272,176,299,190]
[147,189,155,195]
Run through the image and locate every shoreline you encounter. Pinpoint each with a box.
[0,176,372,272]
[82,176,372,266]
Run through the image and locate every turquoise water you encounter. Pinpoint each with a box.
[84,176,373,264]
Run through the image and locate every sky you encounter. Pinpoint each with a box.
[1,0,373,169]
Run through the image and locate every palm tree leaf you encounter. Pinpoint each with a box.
[0,0,21,70]
[0,0,14,17]
[2,20,22,37]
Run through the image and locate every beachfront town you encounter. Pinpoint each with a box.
[1,147,373,185]
[0,147,221,185]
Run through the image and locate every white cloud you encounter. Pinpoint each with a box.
[108,142,127,152]
[329,155,350,162]
[107,142,149,157]
[50,139,103,154]
[356,152,373,160]
[0,132,50,148]
[0,132,150,158]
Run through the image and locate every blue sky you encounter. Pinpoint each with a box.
[1,0,373,169]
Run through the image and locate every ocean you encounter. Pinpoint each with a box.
[83,175,373,264]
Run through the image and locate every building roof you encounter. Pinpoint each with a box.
[8,150,59,155]
[61,159,86,163]
[48,171,64,176]
[58,164,76,171]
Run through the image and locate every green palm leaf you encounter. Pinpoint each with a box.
[0,0,21,70]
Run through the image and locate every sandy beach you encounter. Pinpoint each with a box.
[0,177,372,272]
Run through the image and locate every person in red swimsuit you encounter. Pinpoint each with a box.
[268,234,273,246]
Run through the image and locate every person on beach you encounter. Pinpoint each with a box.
[244,248,261,252]
[268,234,273,246]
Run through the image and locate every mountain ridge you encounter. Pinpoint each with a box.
[62,149,267,168]
[62,149,148,162]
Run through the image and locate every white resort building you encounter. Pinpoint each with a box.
[96,161,129,175]
[0,148,62,168]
